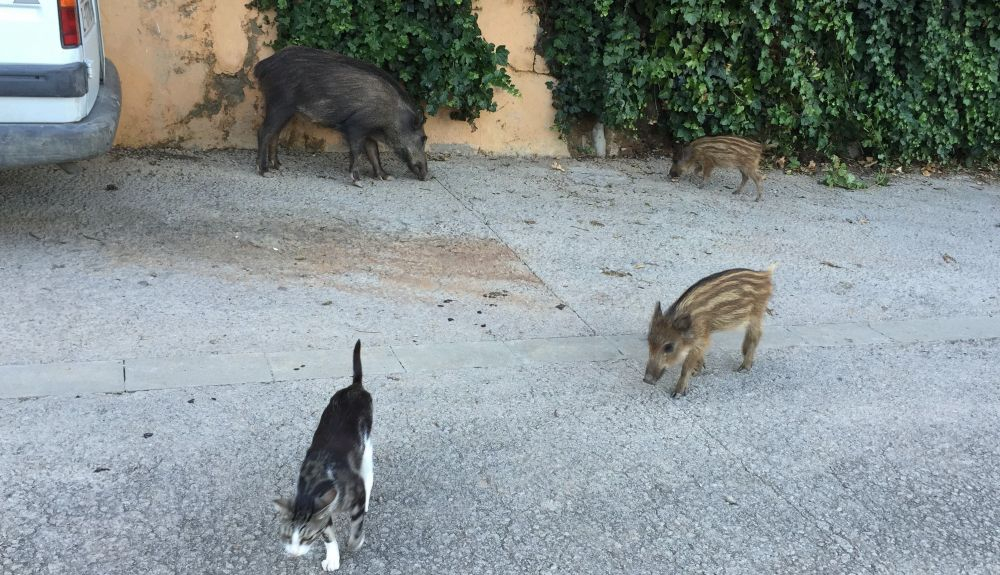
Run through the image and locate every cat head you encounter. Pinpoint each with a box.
[273,489,337,556]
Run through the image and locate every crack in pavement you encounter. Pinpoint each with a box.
[690,415,870,568]
[432,175,598,337]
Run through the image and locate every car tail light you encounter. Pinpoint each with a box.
[59,0,81,48]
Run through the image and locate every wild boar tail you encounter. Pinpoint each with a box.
[767,262,778,274]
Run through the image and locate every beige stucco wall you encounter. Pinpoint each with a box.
[102,0,568,156]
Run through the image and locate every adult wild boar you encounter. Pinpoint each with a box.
[254,46,429,186]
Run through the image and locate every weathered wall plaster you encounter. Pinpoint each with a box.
[102,0,568,156]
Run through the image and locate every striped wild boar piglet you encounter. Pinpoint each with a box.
[669,136,765,201]
[644,266,775,398]
[253,46,429,186]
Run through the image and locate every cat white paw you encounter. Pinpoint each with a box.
[321,558,340,571]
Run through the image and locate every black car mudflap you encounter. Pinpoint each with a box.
[0,62,89,98]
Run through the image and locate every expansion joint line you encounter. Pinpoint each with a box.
[690,414,866,562]
[432,175,597,335]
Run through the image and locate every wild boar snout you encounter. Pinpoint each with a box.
[643,361,663,385]
[411,159,429,180]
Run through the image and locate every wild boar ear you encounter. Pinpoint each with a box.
[672,314,692,333]
[653,301,663,318]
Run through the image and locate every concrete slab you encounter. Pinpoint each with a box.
[3,315,998,400]
[604,333,647,360]
[608,324,804,366]
[505,335,622,364]
[710,330,745,351]
[436,156,1000,338]
[3,150,1000,573]
[3,343,999,574]
[759,325,807,348]
[788,321,892,347]
[0,151,590,367]
[0,360,123,399]
[681,340,1000,573]
[390,340,518,372]
[268,345,403,381]
[124,353,272,391]
[871,316,1000,344]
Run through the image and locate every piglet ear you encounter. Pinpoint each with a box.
[672,314,692,332]
[649,302,663,332]
[273,498,293,515]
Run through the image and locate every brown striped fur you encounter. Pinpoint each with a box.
[669,136,765,201]
[643,266,775,397]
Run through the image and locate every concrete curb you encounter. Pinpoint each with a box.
[2,316,998,399]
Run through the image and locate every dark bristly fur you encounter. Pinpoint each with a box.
[253,46,429,185]
[669,135,765,201]
[644,266,775,398]
[274,340,373,572]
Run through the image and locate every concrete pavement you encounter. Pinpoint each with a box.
[1,150,999,574]
[1,341,998,574]
[1,315,999,399]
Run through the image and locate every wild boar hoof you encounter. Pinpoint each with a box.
[351,180,364,189]
[382,175,394,181]
[261,171,277,179]
[736,363,752,372]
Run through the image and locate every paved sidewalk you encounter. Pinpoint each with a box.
[2,150,998,367]
[2,340,998,574]
[2,315,998,399]
[1,151,999,574]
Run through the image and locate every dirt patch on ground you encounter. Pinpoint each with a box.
[107,220,541,298]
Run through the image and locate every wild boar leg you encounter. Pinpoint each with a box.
[364,139,390,180]
[672,344,707,398]
[738,319,763,372]
[257,106,294,175]
[268,135,281,170]
[734,169,749,194]
[346,132,367,187]
[699,161,714,188]
[751,171,764,201]
[692,356,705,375]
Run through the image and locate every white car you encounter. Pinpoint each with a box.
[0,0,120,169]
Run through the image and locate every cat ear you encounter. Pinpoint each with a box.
[272,498,293,515]
[316,488,338,513]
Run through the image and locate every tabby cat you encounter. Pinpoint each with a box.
[273,340,374,572]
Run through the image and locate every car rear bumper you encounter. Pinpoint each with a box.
[0,59,121,169]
